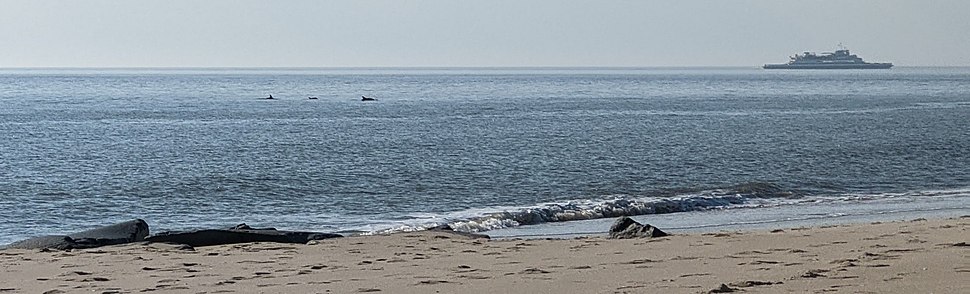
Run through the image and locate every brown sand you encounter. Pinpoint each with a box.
[1,217,968,294]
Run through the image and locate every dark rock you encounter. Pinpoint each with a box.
[69,219,150,247]
[229,227,342,243]
[146,227,342,247]
[608,216,668,239]
[2,235,77,250]
[2,219,149,250]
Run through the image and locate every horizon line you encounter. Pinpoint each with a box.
[1,65,966,70]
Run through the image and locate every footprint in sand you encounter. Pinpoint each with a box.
[454,265,479,273]
[416,280,453,285]
[518,268,551,274]
[679,273,712,277]
[57,270,93,280]
[238,260,276,264]
[746,260,782,265]
[794,269,829,279]
[830,258,860,267]
[859,252,899,261]
[888,246,923,252]
[738,250,771,255]
[618,258,657,265]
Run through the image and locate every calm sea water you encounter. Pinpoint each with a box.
[1,67,968,243]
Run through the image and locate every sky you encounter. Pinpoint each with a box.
[1,0,968,67]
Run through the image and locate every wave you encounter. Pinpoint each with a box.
[362,184,970,236]
[369,182,798,234]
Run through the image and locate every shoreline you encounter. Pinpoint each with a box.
[2,216,967,293]
[1,193,967,245]
[1,193,967,246]
[487,194,970,239]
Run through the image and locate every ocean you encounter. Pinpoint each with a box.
[1,67,968,244]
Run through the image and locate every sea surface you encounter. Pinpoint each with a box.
[1,67,968,244]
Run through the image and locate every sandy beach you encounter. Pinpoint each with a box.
[1,217,967,294]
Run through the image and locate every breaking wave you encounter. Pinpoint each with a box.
[371,182,799,234]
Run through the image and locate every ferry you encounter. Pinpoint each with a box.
[764,45,892,69]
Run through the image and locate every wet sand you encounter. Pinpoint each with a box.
[1,217,968,293]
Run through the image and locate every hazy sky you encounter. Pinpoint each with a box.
[1,0,968,67]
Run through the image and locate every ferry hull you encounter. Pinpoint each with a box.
[763,63,893,69]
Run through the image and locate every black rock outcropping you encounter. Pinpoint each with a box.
[2,219,149,250]
[608,216,668,239]
[2,220,348,250]
[144,224,343,247]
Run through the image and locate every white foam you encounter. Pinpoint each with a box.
[357,186,970,235]
[360,184,799,234]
